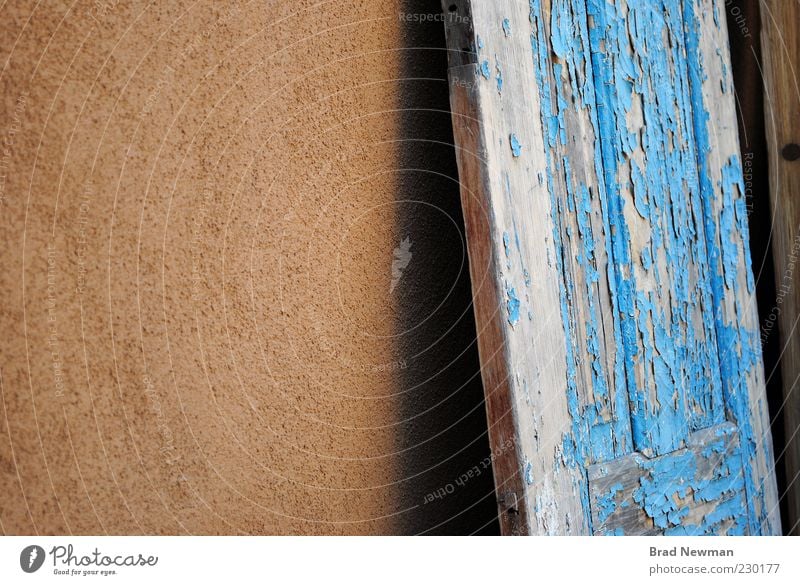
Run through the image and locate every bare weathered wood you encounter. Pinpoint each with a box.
[761,0,800,535]
[447,68,531,536]
[588,422,748,535]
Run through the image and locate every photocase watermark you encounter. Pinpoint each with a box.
[140,65,176,119]
[75,179,93,296]
[742,152,754,216]
[390,235,412,294]
[143,374,197,513]
[422,437,515,504]
[759,231,800,346]
[398,12,470,24]
[725,0,752,39]
[46,243,66,399]
[143,374,180,467]
[20,542,159,576]
[0,92,28,207]
[87,0,121,25]
[451,77,478,92]
[139,4,241,119]
[359,359,407,373]
[190,177,214,302]
[20,545,46,573]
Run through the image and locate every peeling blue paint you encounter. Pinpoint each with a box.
[525,461,534,485]
[506,285,521,326]
[502,230,512,269]
[592,429,749,535]
[683,0,770,535]
[529,0,638,535]
[482,0,774,536]
[586,0,727,457]
[480,59,490,79]
[597,482,623,523]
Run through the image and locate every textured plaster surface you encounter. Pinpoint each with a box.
[0,0,497,535]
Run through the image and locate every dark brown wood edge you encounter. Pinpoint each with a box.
[440,0,529,536]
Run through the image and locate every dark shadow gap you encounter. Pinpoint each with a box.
[392,0,500,535]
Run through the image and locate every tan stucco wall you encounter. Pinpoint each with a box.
[0,1,497,534]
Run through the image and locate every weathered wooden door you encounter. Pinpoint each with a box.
[442,0,781,535]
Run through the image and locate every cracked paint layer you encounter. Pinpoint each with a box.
[682,0,774,535]
[589,424,747,535]
[587,0,724,457]
[524,0,643,535]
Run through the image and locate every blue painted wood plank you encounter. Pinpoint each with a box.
[586,0,724,457]
[529,0,634,476]
[443,0,780,535]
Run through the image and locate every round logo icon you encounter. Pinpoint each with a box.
[20,545,45,573]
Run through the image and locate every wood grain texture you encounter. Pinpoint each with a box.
[528,0,634,468]
[447,71,531,536]
[761,0,800,535]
